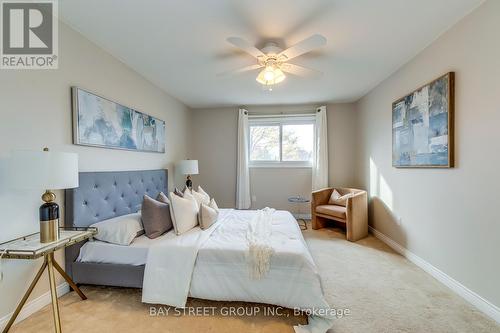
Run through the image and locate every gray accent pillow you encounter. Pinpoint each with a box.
[141,195,173,239]
[157,192,170,204]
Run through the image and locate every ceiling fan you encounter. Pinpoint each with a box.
[220,34,327,90]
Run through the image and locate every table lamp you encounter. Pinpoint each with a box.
[10,148,79,243]
[178,159,198,190]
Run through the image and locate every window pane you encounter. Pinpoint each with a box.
[282,124,314,161]
[250,125,280,161]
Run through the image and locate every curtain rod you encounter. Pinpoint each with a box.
[247,112,316,118]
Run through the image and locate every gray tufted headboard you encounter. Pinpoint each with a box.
[65,169,168,228]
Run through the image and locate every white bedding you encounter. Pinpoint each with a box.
[78,209,333,333]
[77,234,153,265]
[190,209,320,304]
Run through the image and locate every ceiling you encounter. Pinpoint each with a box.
[60,0,483,108]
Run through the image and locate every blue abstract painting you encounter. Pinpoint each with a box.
[392,73,454,167]
[73,88,165,153]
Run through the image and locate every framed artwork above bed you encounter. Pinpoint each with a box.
[72,87,166,153]
[392,72,454,168]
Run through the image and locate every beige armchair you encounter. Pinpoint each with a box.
[311,187,368,242]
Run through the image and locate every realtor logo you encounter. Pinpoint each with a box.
[1,0,58,69]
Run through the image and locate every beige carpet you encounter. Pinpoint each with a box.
[11,224,500,333]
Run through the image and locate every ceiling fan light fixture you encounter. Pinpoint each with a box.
[263,66,275,81]
[256,66,286,86]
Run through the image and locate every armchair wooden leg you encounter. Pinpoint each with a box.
[346,224,368,242]
[312,215,327,230]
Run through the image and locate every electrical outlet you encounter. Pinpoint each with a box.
[397,216,403,225]
[252,195,257,202]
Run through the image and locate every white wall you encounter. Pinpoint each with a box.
[355,0,499,309]
[191,103,358,212]
[0,21,191,321]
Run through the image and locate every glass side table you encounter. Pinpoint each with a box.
[288,196,310,230]
[0,227,97,333]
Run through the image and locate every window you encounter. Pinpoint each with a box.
[249,125,280,161]
[249,116,315,167]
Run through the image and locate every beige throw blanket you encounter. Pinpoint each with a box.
[246,207,275,279]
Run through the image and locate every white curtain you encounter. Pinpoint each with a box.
[236,108,251,209]
[312,105,329,190]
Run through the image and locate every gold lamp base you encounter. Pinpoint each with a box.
[42,189,56,203]
[40,190,60,243]
[40,219,59,243]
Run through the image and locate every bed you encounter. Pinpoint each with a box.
[65,170,168,288]
[65,170,333,333]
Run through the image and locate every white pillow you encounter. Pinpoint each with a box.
[159,192,177,228]
[209,198,219,211]
[198,203,219,230]
[328,189,353,207]
[170,191,199,235]
[90,213,143,246]
[191,186,210,206]
[198,186,210,200]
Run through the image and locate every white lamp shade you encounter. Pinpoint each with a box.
[9,150,79,190]
[178,160,199,175]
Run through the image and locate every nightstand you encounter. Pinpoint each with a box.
[0,227,97,333]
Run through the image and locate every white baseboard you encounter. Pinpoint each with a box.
[369,226,500,324]
[0,282,69,331]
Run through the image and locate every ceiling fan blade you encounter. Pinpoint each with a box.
[278,34,326,61]
[280,63,322,77]
[226,37,266,59]
[217,64,263,77]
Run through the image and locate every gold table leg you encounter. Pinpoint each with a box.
[47,253,62,333]
[52,259,86,300]
[2,253,87,333]
[2,258,47,333]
